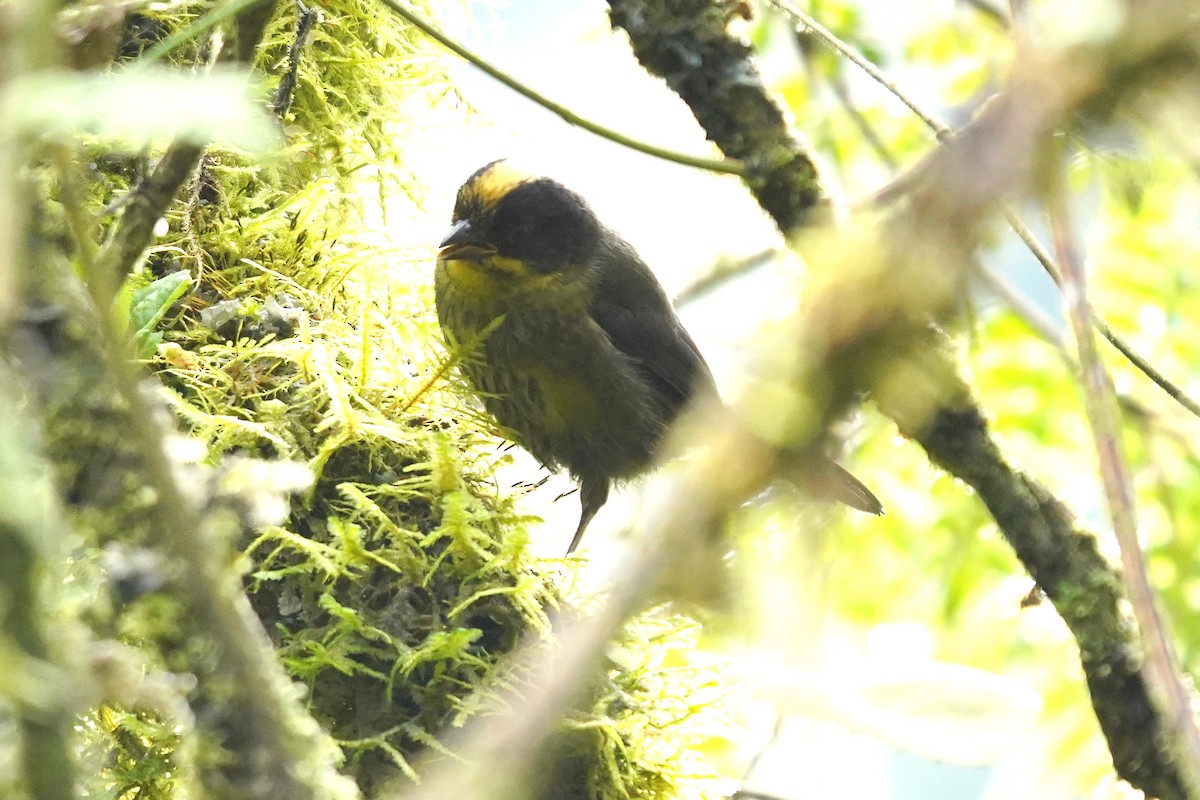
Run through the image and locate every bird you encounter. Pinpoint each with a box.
[434,159,881,553]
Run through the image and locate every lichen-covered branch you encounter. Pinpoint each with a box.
[881,330,1189,800]
[608,1,1200,798]
[607,0,827,226]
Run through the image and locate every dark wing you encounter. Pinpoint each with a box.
[588,232,718,423]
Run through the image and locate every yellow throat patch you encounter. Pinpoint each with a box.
[444,254,531,295]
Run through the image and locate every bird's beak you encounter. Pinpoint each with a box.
[437,219,496,262]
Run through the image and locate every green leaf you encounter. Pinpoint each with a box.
[128,271,191,358]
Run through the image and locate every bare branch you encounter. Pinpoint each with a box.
[772,0,952,138]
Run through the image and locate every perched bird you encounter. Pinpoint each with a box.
[434,160,881,553]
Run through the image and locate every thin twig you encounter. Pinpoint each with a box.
[969,257,1065,346]
[1096,321,1200,416]
[826,67,899,170]
[1047,161,1200,796]
[769,0,1200,423]
[95,179,141,219]
[788,32,1067,356]
[772,0,951,139]
[792,26,900,181]
[1006,209,1200,418]
[674,248,776,307]
[794,26,1057,357]
[375,0,744,177]
[272,0,318,117]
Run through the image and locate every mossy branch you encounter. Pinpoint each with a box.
[608,0,829,227]
[8,1,361,797]
[52,141,357,800]
[95,0,278,283]
[1,3,83,799]
[607,1,1200,798]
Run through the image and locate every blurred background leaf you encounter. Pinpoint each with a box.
[3,67,279,151]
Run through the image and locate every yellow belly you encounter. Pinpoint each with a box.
[522,366,603,434]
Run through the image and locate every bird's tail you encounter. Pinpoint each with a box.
[820,460,884,515]
[776,446,884,516]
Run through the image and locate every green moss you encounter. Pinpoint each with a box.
[41,2,731,797]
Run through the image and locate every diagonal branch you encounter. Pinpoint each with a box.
[608,0,827,227]
[94,0,277,282]
[608,1,1200,798]
[94,140,205,279]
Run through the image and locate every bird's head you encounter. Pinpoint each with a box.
[438,160,601,276]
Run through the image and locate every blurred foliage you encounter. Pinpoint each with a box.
[6,1,731,799]
[716,2,1200,798]
[7,67,279,150]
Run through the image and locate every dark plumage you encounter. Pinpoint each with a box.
[434,160,880,552]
